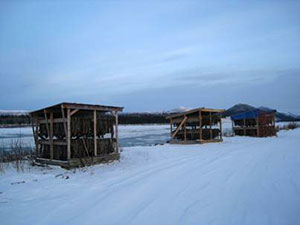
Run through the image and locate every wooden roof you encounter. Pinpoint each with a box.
[30,102,123,116]
[166,107,225,119]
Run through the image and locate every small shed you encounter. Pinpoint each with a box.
[30,102,123,168]
[231,109,276,137]
[166,108,225,144]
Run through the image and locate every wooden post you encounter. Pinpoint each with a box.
[43,110,51,160]
[170,119,172,138]
[67,109,71,161]
[31,121,36,149]
[256,118,259,137]
[115,112,119,154]
[219,114,222,140]
[171,116,187,138]
[50,112,53,160]
[43,110,50,139]
[209,112,212,139]
[36,119,39,157]
[243,118,246,136]
[61,106,67,140]
[232,119,234,136]
[70,109,79,116]
[184,119,187,142]
[94,110,97,157]
[31,117,39,158]
[199,111,202,141]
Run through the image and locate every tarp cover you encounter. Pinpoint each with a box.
[231,110,259,120]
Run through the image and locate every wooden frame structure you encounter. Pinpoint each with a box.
[231,110,276,137]
[30,102,123,168]
[166,107,225,144]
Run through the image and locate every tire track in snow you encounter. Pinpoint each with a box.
[62,149,232,224]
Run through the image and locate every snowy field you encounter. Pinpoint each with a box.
[1,129,300,225]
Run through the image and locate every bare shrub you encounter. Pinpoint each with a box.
[0,161,3,174]
[287,122,299,130]
[277,122,300,131]
[0,139,34,173]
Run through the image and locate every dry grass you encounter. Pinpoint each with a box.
[277,122,300,131]
[0,140,34,173]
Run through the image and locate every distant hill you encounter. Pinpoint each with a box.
[224,104,300,122]
[119,112,168,124]
[223,104,257,117]
[165,104,300,122]
[165,106,191,114]
[0,104,299,126]
[275,112,300,122]
[0,110,29,116]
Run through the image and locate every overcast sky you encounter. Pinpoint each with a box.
[0,0,299,113]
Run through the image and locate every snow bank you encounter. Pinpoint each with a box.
[1,130,300,225]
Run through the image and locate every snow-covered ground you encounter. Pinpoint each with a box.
[1,129,300,225]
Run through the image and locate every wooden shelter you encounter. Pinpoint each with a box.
[166,108,225,144]
[30,102,123,168]
[231,109,276,137]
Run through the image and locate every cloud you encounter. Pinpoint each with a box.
[0,0,299,113]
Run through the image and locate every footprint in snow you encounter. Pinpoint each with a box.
[11,181,25,185]
[55,174,70,179]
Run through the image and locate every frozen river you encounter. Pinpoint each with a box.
[0,120,294,149]
[0,125,171,149]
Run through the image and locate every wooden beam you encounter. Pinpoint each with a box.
[172,115,220,123]
[199,111,202,141]
[170,119,173,138]
[62,103,123,112]
[209,112,212,139]
[31,117,39,158]
[94,110,97,157]
[201,108,225,113]
[38,140,67,145]
[43,110,50,139]
[199,139,223,144]
[67,109,71,160]
[172,116,187,138]
[115,112,119,154]
[233,127,258,130]
[40,118,67,124]
[36,157,68,164]
[61,106,68,139]
[70,109,79,117]
[30,117,36,143]
[184,120,187,142]
[50,112,53,160]
[243,118,246,136]
[232,119,234,136]
[219,114,222,140]
[256,118,259,137]
[36,119,39,157]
